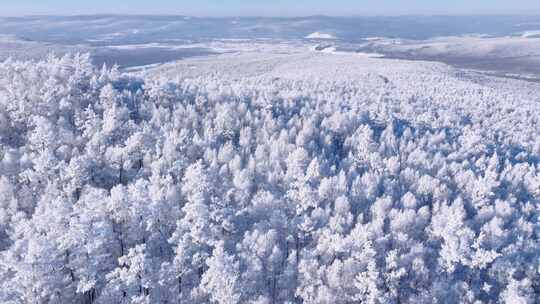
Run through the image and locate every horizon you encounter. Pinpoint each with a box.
[3,0,540,17]
[3,12,540,18]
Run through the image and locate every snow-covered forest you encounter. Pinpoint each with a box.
[1,50,540,304]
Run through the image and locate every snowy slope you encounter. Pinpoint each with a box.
[1,44,540,303]
[359,35,540,76]
[4,15,540,78]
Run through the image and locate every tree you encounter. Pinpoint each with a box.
[101,244,156,304]
[201,242,242,304]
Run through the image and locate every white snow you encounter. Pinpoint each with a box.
[364,36,386,41]
[522,30,540,38]
[305,31,337,39]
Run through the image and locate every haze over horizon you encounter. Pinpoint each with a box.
[3,0,540,17]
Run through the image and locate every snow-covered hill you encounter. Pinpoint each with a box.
[358,36,540,76]
[1,44,540,303]
[2,15,540,44]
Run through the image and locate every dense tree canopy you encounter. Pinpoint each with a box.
[0,53,539,303]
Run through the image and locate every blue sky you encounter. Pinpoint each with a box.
[3,0,540,16]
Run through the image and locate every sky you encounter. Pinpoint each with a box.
[2,0,540,16]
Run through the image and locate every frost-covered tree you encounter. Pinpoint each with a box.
[1,52,540,303]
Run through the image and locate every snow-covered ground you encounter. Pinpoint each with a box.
[4,15,540,77]
[358,35,540,77]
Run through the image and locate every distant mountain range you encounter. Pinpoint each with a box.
[1,15,540,45]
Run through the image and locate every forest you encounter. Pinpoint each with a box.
[0,53,540,303]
